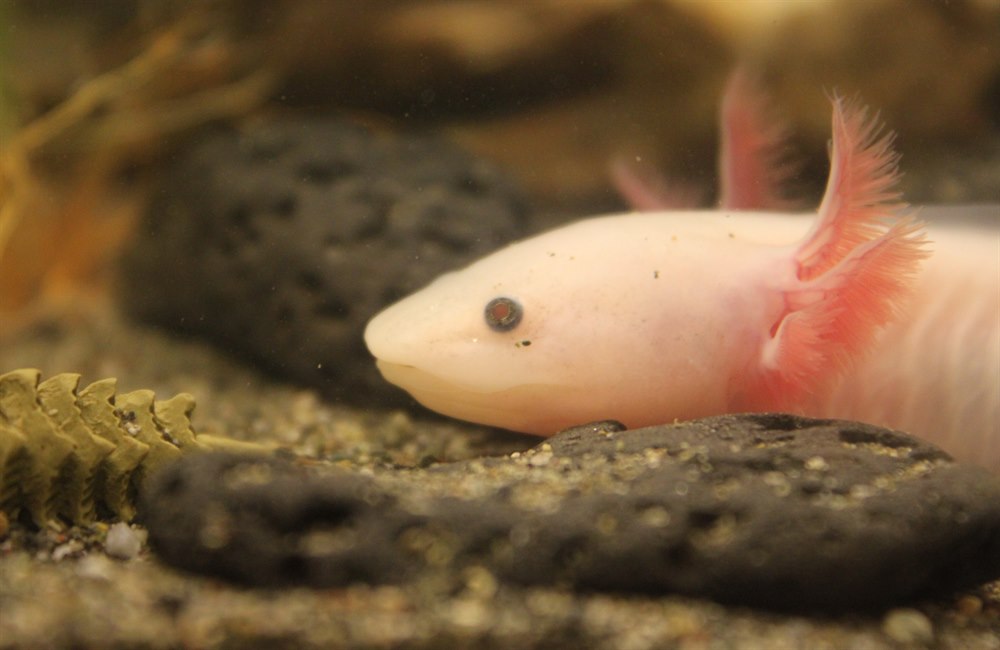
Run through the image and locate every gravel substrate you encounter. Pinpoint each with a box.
[1,312,998,649]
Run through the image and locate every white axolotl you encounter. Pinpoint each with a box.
[365,74,999,471]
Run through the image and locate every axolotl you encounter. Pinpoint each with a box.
[364,77,999,471]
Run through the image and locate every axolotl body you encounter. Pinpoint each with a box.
[365,79,999,471]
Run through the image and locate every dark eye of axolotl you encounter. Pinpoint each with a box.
[484,297,522,332]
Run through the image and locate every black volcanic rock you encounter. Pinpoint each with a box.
[119,118,529,404]
[142,414,1000,612]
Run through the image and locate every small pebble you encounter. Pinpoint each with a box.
[882,608,934,645]
[105,522,143,560]
[76,555,115,581]
[527,447,553,467]
[51,540,85,562]
[954,594,983,617]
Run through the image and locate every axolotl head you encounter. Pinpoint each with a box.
[363,213,777,435]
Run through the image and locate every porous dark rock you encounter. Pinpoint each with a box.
[142,414,1000,612]
[119,118,530,404]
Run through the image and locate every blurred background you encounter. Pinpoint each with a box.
[1,0,997,377]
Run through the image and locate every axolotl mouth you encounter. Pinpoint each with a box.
[375,359,574,435]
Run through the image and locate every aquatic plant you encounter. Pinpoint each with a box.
[0,368,266,526]
[0,14,273,330]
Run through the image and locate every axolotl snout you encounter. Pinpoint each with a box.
[365,79,999,471]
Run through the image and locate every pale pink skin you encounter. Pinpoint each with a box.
[365,73,999,471]
[816,218,998,465]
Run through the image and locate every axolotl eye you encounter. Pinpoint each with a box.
[484,296,522,332]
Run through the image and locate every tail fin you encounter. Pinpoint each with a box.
[753,96,929,407]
